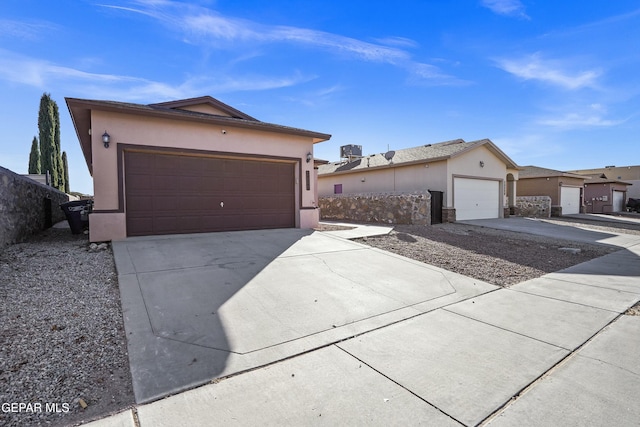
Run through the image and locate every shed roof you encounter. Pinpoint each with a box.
[318,138,519,175]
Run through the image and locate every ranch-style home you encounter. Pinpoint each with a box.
[582,175,632,214]
[516,166,587,216]
[568,165,640,199]
[66,96,331,242]
[317,138,520,222]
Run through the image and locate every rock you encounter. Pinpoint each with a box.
[558,247,581,254]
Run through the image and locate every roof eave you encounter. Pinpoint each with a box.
[65,99,331,169]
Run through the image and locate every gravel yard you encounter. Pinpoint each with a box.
[354,222,620,287]
[0,228,133,427]
[1,216,638,426]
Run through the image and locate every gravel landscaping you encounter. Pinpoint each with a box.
[0,227,133,427]
[354,222,619,287]
[1,216,638,426]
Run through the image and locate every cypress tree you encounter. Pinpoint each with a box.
[38,93,56,187]
[28,136,41,174]
[38,93,64,190]
[62,151,70,193]
[53,101,64,191]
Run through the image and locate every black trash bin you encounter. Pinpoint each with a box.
[60,200,92,234]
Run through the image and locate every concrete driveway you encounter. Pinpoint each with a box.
[112,228,496,404]
[93,220,640,427]
[459,215,640,248]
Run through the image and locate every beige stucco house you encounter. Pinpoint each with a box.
[317,139,519,222]
[517,166,587,216]
[66,96,331,242]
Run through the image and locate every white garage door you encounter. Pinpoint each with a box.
[613,191,625,212]
[454,178,500,221]
[560,186,581,215]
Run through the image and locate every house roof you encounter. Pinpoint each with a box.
[66,96,331,174]
[149,96,259,121]
[518,166,587,180]
[582,174,633,186]
[318,138,519,175]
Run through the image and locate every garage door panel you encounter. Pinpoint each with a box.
[560,187,581,215]
[125,151,295,236]
[613,191,625,212]
[454,178,500,221]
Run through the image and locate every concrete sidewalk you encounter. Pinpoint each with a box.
[87,223,640,427]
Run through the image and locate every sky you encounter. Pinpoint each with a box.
[1,0,639,195]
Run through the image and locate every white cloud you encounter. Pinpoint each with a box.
[0,49,313,101]
[481,0,529,19]
[496,53,601,90]
[103,0,456,83]
[0,19,58,40]
[537,113,624,129]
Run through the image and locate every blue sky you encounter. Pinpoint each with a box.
[1,0,639,195]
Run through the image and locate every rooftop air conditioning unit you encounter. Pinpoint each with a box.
[340,144,363,159]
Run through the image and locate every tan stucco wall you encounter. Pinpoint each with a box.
[318,144,514,213]
[518,177,562,205]
[448,146,508,209]
[89,109,319,241]
[518,176,585,206]
[317,160,448,198]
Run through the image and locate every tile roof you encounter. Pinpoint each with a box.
[318,138,517,175]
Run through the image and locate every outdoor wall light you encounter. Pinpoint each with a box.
[479,161,485,168]
[306,152,313,163]
[102,131,111,148]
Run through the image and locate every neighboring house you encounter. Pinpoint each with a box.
[582,175,632,213]
[517,166,587,216]
[568,165,640,199]
[66,96,331,242]
[317,139,520,222]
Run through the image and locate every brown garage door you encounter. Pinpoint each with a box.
[124,151,295,236]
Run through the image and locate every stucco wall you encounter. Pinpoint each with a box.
[88,109,320,240]
[318,160,448,198]
[516,196,551,218]
[448,146,508,208]
[0,166,69,249]
[318,145,511,216]
[318,192,431,225]
[518,176,585,208]
[584,182,630,213]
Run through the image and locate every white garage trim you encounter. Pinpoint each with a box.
[454,177,501,221]
[612,190,625,212]
[560,186,581,215]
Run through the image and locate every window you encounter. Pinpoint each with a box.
[334,184,343,194]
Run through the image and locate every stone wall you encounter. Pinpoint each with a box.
[319,192,431,225]
[442,208,456,223]
[516,196,551,218]
[0,166,69,249]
